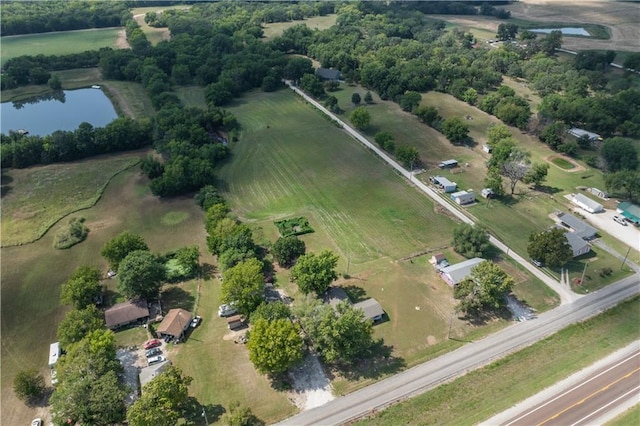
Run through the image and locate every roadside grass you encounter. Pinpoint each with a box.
[357,295,640,426]
[552,157,576,169]
[1,153,141,246]
[261,14,337,40]
[0,28,122,67]
[0,159,216,425]
[607,404,640,426]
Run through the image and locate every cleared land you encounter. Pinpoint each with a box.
[131,5,191,45]
[0,27,122,67]
[261,14,338,40]
[356,295,640,426]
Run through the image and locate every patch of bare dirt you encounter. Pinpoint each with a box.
[115,28,130,49]
[102,84,135,119]
[546,154,586,172]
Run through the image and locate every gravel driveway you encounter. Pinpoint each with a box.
[579,208,640,251]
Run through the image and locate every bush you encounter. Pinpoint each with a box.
[274,217,314,237]
[54,217,89,249]
[13,369,45,404]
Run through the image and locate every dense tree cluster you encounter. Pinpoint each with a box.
[291,251,339,296]
[60,266,103,310]
[0,1,128,36]
[452,224,491,258]
[527,228,573,268]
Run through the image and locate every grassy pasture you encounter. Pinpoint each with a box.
[1,153,141,246]
[261,14,337,40]
[357,295,640,426]
[0,28,122,67]
[608,404,640,426]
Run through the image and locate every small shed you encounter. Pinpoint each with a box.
[587,187,609,200]
[430,253,446,265]
[568,128,602,142]
[481,188,495,199]
[156,308,192,340]
[571,193,603,214]
[316,68,342,81]
[324,286,351,307]
[49,342,61,368]
[434,176,457,193]
[451,190,476,205]
[482,145,492,154]
[227,315,244,330]
[353,298,385,322]
[439,159,458,169]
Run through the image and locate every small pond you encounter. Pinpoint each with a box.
[531,27,590,36]
[0,87,118,136]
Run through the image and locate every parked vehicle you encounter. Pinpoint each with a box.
[531,259,543,267]
[145,347,162,358]
[218,303,237,317]
[613,215,628,226]
[143,339,161,350]
[191,315,202,328]
[147,355,165,366]
[31,418,42,426]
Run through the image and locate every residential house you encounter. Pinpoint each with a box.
[557,212,597,239]
[451,190,476,205]
[156,308,192,340]
[104,299,149,330]
[571,193,604,213]
[353,298,385,322]
[617,202,640,225]
[440,258,486,287]
[324,286,350,307]
[563,231,591,257]
[315,67,342,81]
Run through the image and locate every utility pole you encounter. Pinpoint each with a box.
[580,262,588,286]
[447,311,455,339]
[620,246,631,270]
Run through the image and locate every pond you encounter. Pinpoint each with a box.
[531,27,590,36]
[0,87,118,136]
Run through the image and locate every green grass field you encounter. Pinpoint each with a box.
[261,14,337,40]
[357,295,640,426]
[0,27,122,67]
[1,153,141,246]
[552,157,576,169]
[608,404,640,426]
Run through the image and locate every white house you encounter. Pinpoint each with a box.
[440,258,486,287]
[451,190,475,205]
[481,188,495,198]
[571,193,604,213]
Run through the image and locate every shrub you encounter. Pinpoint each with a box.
[54,217,89,249]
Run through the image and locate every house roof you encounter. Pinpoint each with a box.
[568,128,601,141]
[434,176,456,187]
[226,314,243,324]
[557,212,597,239]
[431,253,446,262]
[618,202,640,223]
[156,308,192,338]
[564,231,590,255]
[315,68,341,80]
[139,360,172,390]
[104,299,149,328]
[452,190,473,198]
[324,286,351,307]
[572,193,603,212]
[353,298,385,321]
[440,159,458,166]
[440,258,486,285]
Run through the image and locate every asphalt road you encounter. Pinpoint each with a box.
[277,274,639,426]
[498,349,640,426]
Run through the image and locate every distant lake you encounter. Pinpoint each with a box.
[531,27,590,36]
[0,88,118,136]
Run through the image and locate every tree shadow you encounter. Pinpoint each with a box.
[458,306,511,326]
[161,286,195,312]
[1,184,13,198]
[24,387,53,408]
[200,263,217,281]
[0,174,13,185]
[332,340,406,381]
[182,397,226,425]
[535,185,562,194]
[341,285,368,303]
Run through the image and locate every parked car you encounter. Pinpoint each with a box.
[191,315,202,328]
[218,303,237,317]
[145,347,162,358]
[147,355,165,366]
[31,419,42,426]
[107,270,117,278]
[143,339,161,350]
[613,215,628,226]
[531,259,543,267]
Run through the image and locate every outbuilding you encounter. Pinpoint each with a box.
[617,202,640,225]
[49,342,61,369]
[571,193,604,214]
[433,176,457,193]
[440,258,486,287]
[568,128,602,142]
[557,212,597,239]
[439,159,458,169]
[226,315,245,330]
[481,188,495,199]
[482,145,492,154]
[451,190,476,205]
[353,298,385,322]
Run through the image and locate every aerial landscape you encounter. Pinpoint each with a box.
[1,1,638,425]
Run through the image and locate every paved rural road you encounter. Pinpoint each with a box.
[285,82,578,303]
[491,345,640,426]
[277,274,639,426]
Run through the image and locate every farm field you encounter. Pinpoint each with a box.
[357,295,640,426]
[261,14,337,40]
[330,85,635,292]
[0,27,123,67]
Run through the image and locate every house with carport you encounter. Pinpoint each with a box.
[156,308,192,341]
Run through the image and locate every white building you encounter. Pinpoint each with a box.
[451,190,476,205]
[571,193,604,213]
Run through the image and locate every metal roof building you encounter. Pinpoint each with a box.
[440,258,486,287]
[617,202,640,225]
[557,212,597,239]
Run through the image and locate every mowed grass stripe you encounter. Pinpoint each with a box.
[222,90,455,264]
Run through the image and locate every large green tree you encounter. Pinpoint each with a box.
[221,258,265,315]
[452,224,491,258]
[247,318,304,374]
[605,169,640,201]
[272,236,306,268]
[454,261,514,314]
[117,250,166,300]
[291,250,339,295]
[527,228,573,268]
[174,245,200,277]
[101,231,149,270]
[225,401,265,426]
[60,265,103,309]
[395,145,420,168]
[600,137,639,172]
[441,117,469,143]
[523,162,550,189]
[250,302,291,323]
[127,367,193,426]
[57,305,105,347]
[350,106,371,130]
[13,369,45,405]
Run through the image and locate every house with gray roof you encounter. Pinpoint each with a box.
[353,298,385,322]
[440,258,486,287]
[563,231,591,257]
[315,68,342,81]
[557,212,597,239]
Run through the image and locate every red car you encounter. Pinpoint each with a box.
[143,339,161,350]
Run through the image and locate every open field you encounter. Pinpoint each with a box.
[261,14,337,40]
[0,27,123,67]
[131,5,191,46]
[608,403,640,426]
[1,153,141,246]
[357,295,640,426]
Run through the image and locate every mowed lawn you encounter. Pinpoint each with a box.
[0,27,122,67]
[261,14,337,40]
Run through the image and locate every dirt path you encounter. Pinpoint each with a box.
[115,28,130,49]
[102,84,135,119]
